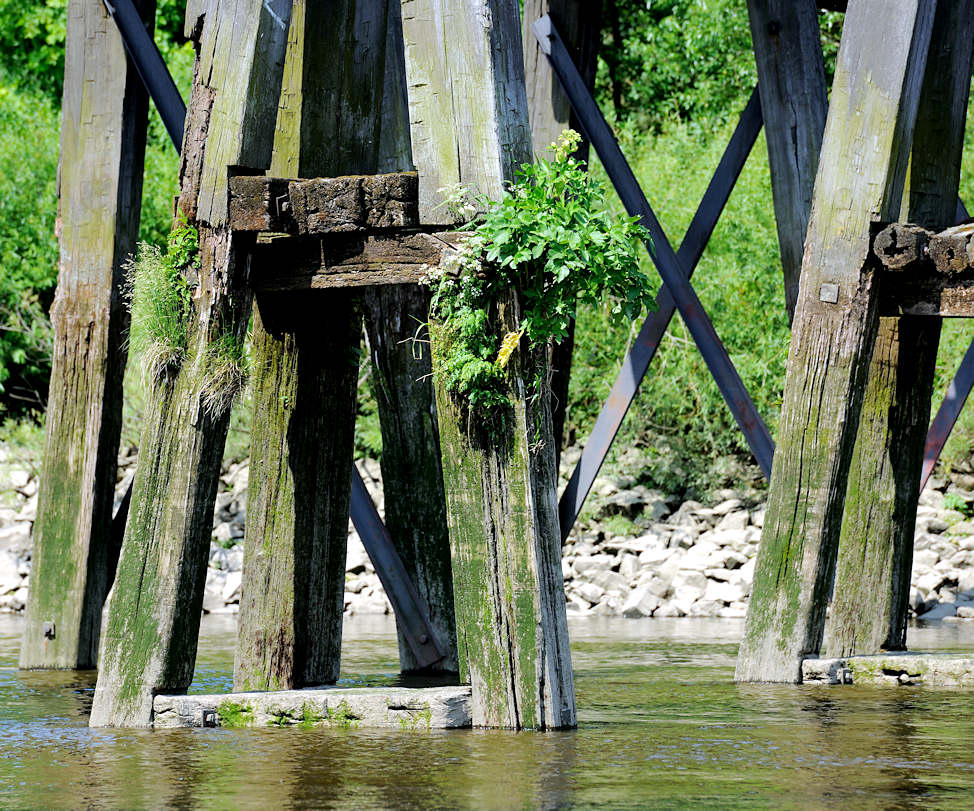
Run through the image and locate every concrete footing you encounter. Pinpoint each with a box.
[153,685,472,729]
[802,653,974,687]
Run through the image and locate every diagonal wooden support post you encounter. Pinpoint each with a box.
[360,0,458,674]
[20,0,152,671]
[233,0,381,692]
[826,3,974,656]
[746,0,827,324]
[90,0,293,726]
[401,0,575,730]
[736,0,936,683]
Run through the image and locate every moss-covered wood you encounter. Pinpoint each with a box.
[362,0,457,674]
[521,1,602,459]
[403,0,575,729]
[89,0,292,727]
[20,0,153,671]
[745,0,827,323]
[234,293,360,690]
[736,0,936,684]
[824,1,974,657]
[234,0,389,691]
[363,285,458,673]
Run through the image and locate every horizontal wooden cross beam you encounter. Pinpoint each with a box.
[874,222,974,317]
[229,172,419,235]
[249,229,462,291]
[229,172,463,290]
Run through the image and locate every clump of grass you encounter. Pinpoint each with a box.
[298,702,325,729]
[325,700,358,729]
[197,331,249,418]
[125,217,197,385]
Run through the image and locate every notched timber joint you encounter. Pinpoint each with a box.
[230,171,466,292]
[873,221,974,317]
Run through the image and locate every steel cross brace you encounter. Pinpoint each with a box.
[533,15,775,534]
[537,14,974,538]
[104,0,443,667]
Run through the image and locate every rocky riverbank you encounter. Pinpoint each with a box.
[3,443,974,622]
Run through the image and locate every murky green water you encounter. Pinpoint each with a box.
[2,615,974,809]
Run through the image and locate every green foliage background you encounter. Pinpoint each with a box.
[1,0,972,495]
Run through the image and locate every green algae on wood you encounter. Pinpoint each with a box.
[362,0,458,675]
[825,1,974,657]
[736,0,937,684]
[89,0,292,727]
[20,0,153,671]
[233,0,392,692]
[403,0,575,729]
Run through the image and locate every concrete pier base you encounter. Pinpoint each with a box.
[153,685,471,729]
[802,654,974,687]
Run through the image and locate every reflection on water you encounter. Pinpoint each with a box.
[2,615,974,808]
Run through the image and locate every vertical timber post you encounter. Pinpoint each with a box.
[825,2,974,656]
[521,0,602,459]
[735,0,935,684]
[401,0,576,729]
[745,0,827,323]
[360,0,459,675]
[20,0,152,670]
[90,0,292,726]
[234,0,391,691]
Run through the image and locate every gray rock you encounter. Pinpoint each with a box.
[0,551,21,594]
[590,569,629,596]
[577,582,605,604]
[918,602,957,620]
[715,511,748,533]
[617,553,639,581]
[573,554,615,576]
[621,587,660,618]
[704,579,744,604]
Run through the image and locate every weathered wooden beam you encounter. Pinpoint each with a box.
[746,0,828,322]
[928,222,974,274]
[233,0,390,693]
[777,0,969,659]
[20,0,152,671]
[402,0,575,729]
[249,229,459,291]
[522,1,602,460]
[736,0,936,684]
[90,0,292,727]
[361,0,458,675]
[227,172,419,234]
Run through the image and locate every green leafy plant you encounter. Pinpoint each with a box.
[426,130,655,430]
[942,492,972,517]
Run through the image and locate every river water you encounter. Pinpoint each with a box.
[2,614,974,809]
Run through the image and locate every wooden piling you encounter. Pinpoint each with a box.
[521,0,602,458]
[20,0,152,670]
[234,0,391,691]
[736,0,936,684]
[360,0,458,675]
[825,1,974,656]
[401,0,576,729]
[90,0,292,726]
[745,0,827,323]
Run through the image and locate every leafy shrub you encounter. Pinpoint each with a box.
[427,131,655,427]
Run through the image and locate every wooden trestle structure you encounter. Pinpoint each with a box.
[17,0,974,733]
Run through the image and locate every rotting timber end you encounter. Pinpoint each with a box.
[874,221,974,317]
[229,171,462,291]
